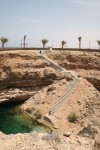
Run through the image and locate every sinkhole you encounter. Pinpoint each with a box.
[0,104,51,135]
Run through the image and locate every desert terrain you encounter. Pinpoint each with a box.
[0,49,100,150]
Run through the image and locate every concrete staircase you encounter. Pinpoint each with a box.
[49,77,80,115]
[35,51,80,125]
[40,54,64,71]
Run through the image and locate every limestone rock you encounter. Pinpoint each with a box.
[63,131,71,137]
[93,134,100,150]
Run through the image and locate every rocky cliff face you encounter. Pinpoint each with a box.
[48,51,100,90]
[0,51,67,90]
[0,51,71,105]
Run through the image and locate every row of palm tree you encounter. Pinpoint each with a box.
[41,37,81,49]
[0,37,67,48]
[42,38,100,49]
[42,38,80,49]
[41,38,80,49]
[41,39,67,48]
[0,36,100,49]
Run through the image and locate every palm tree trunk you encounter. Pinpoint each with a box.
[23,41,25,48]
[79,41,81,49]
[2,42,4,48]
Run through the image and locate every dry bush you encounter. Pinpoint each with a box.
[68,113,78,123]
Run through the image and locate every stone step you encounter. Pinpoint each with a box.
[44,114,57,125]
[50,80,76,111]
[50,78,80,114]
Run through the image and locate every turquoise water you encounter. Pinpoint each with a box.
[0,105,51,134]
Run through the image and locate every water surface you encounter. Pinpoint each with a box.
[0,105,51,134]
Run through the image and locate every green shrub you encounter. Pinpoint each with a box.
[24,71,30,76]
[34,111,42,119]
[10,71,22,79]
[23,71,32,79]
[58,55,65,61]
[26,108,33,114]
[68,113,78,123]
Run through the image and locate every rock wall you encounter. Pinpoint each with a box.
[48,51,100,90]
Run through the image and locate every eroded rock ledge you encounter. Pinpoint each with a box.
[0,89,35,105]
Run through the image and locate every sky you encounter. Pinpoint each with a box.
[0,0,100,48]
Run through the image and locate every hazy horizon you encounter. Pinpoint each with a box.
[0,0,100,49]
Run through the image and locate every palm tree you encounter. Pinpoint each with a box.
[41,39,48,48]
[78,36,82,49]
[61,40,67,48]
[0,37,8,48]
[23,35,27,48]
[97,40,100,49]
